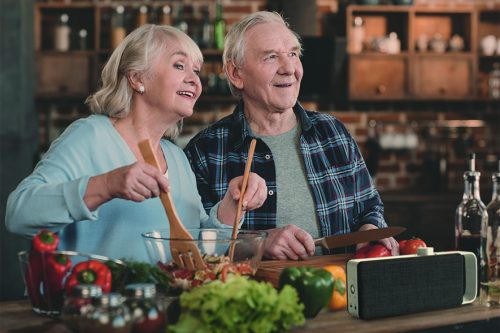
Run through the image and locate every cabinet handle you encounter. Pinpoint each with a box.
[375,84,387,95]
[438,87,446,95]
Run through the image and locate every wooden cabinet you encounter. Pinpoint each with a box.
[346,4,499,101]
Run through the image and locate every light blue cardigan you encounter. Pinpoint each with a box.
[6,115,228,261]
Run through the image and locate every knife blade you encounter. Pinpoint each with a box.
[314,226,406,249]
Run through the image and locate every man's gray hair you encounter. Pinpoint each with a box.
[223,11,302,98]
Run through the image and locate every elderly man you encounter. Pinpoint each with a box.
[185,11,398,260]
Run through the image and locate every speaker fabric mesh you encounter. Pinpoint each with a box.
[356,254,464,319]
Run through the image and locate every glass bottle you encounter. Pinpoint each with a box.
[82,293,132,333]
[174,3,188,34]
[455,153,488,293]
[124,283,166,333]
[348,16,364,54]
[489,62,500,99]
[159,5,172,26]
[136,5,148,28]
[54,13,71,52]
[61,284,102,333]
[214,0,226,50]
[200,5,213,49]
[111,6,126,50]
[481,161,500,307]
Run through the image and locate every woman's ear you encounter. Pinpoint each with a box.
[225,62,244,90]
[127,71,145,94]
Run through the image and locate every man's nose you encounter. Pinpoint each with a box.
[278,55,295,75]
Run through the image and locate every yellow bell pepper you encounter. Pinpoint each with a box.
[323,265,347,311]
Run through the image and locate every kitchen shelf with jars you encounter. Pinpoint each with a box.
[346,4,500,102]
[34,0,235,152]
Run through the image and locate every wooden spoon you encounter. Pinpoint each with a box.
[138,139,205,271]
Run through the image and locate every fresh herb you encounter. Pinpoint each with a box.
[105,259,170,294]
[168,275,305,333]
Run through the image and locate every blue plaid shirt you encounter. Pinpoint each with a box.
[184,101,387,237]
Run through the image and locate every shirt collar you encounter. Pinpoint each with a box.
[230,100,313,150]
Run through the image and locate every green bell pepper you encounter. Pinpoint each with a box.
[279,266,334,318]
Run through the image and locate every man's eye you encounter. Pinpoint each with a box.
[289,51,298,57]
[174,63,184,70]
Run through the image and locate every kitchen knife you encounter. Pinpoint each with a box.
[314,226,406,249]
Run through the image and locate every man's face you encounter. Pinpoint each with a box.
[233,22,303,114]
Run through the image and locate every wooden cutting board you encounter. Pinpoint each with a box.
[254,254,352,288]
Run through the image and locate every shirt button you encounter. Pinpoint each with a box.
[268,190,274,196]
[265,154,271,160]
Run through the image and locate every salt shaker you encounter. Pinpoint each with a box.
[82,293,132,333]
[61,284,102,333]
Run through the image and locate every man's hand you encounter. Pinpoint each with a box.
[355,224,400,255]
[264,225,315,260]
[218,172,267,225]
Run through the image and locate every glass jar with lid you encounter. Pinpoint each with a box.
[81,293,132,333]
[61,284,102,333]
[124,283,166,333]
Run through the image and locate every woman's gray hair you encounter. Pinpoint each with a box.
[86,24,203,139]
[223,11,302,98]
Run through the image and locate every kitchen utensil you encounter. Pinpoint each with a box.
[314,226,406,250]
[229,138,257,260]
[138,139,205,271]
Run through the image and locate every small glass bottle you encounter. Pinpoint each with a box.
[455,153,488,293]
[174,3,188,34]
[159,5,172,26]
[349,16,364,54]
[136,5,148,28]
[489,62,500,99]
[481,161,500,307]
[82,293,132,333]
[200,5,213,49]
[111,6,126,50]
[61,284,103,333]
[54,13,71,52]
[214,0,226,50]
[124,283,166,333]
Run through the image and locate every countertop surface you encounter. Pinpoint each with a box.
[1,299,499,333]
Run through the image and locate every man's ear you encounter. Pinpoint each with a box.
[127,71,144,92]
[225,62,244,90]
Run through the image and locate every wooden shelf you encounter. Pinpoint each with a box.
[346,4,499,101]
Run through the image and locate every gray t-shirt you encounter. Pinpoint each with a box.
[260,125,319,238]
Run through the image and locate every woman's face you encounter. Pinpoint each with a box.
[143,41,202,122]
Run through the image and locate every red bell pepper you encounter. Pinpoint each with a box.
[26,230,60,310]
[32,230,59,253]
[44,253,72,309]
[65,260,112,295]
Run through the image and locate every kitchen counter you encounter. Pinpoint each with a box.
[1,299,499,333]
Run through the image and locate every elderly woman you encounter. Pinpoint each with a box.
[5,25,267,261]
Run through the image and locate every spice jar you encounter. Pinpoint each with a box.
[61,284,103,333]
[124,283,166,333]
[81,293,132,333]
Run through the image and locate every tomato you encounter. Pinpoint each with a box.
[399,238,427,255]
[323,265,347,311]
[353,244,391,259]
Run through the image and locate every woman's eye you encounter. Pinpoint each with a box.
[174,63,184,70]
[193,69,201,76]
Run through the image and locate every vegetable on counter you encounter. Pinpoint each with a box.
[399,238,427,255]
[353,244,391,259]
[322,265,347,311]
[279,266,334,319]
[168,275,305,333]
[66,260,112,295]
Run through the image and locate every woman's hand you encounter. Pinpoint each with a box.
[84,161,170,211]
[217,172,267,225]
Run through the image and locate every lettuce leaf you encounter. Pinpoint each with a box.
[168,275,305,333]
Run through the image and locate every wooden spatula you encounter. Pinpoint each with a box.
[229,138,257,260]
[138,139,205,271]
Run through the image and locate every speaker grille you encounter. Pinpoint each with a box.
[357,254,464,319]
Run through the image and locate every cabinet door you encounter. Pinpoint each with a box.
[349,56,408,100]
[413,56,473,99]
[36,53,90,96]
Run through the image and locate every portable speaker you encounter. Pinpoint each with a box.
[347,249,477,319]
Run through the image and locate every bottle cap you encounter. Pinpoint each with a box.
[125,283,156,298]
[72,284,103,298]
